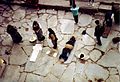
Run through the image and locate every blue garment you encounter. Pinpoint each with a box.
[70,7,79,16]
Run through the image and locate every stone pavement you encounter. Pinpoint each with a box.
[0,4,120,82]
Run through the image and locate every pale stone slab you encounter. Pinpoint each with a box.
[74,74,88,82]
[3,10,13,17]
[89,49,102,62]
[33,56,54,76]
[75,62,87,78]
[63,12,73,20]
[97,50,120,67]
[78,14,92,27]
[60,62,75,82]
[81,34,95,46]
[0,65,20,82]
[46,9,57,14]
[10,45,28,65]
[48,15,57,28]
[12,9,25,21]
[59,19,74,34]
[22,46,33,56]
[99,4,112,10]
[18,73,27,82]
[84,45,94,51]
[26,73,43,82]
[58,10,65,19]
[43,74,59,82]
[108,68,118,75]
[106,75,119,82]
[38,9,46,14]
[85,64,109,81]
[51,63,67,78]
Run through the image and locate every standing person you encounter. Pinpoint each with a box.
[7,25,22,43]
[32,21,45,41]
[105,11,113,27]
[71,4,79,24]
[69,0,75,7]
[112,2,120,25]
[88,0,94,6]
[48,28,58,49]
[94,20,103,46]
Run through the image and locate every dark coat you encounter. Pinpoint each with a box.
[94,25,104,37]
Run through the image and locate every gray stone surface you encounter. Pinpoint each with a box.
[59,19,74,34]
[0,4,120,82]
[60,63,75,82]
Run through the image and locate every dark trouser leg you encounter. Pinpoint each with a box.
[74,15,78,24]
[52,40,57,49]
[69,0,72,6]
[96,36,102,45]
[92,0,94,3]
[89,0,91,2]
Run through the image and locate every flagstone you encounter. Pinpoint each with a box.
[85,63,109,81]
[89,49,102,62]
[43,74,59,82]
[60,62,75,82]
[97,50,120,67]
[59,19,74,34]
[26,73,43,82]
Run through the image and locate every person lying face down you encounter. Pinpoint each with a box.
[59,36,76,63]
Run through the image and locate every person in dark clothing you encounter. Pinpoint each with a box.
[112,2,120,25]
[48,28,58,49]
[7,25,22,43]
[94,20,103,46]
[33,21,45,41]
[59,36,76,63]
[105,11,113,27]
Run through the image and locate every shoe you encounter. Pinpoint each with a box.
[92,3,94,6]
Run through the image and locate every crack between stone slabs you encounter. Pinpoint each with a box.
[21,47,29,57]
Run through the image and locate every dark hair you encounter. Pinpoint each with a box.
[7,25,17,34]
[70,36,76,43]
[48,28,55,34]
[80,54,84,58]
[73,4,76,8]
[33,21,40,31]
[95,20,99,25]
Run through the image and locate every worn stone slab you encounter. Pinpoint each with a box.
[75,62,87,78]
[81,34,95,46]
[43,74,59,82]
[26,73,43,82]
[63,12,73,20]
[108,68,118,75]
[51,63,67,78]
[33,56,54,76]
[58,10,65,19]
[10,45,28,65]
[59,19,74,34]
[0,65,20,82]
[99,4,112,10]
[84,45,94,51]
[74,73,88,82]
[85,64,109,81]
[78,14,92,27]
[48,15,57,28]
[46,9,57,14]
[0,16,4,23]
[97,50,120,67]
[106,75,119,82]
[18,73,27,82]
[89,49,102,62]
[3,10,13,17]
[60,62,75,82]
[12,9,25,21]
[38,9,46,14]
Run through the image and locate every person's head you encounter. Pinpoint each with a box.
[48,28,55,34]
[7,25,17,34]
[73,4,76,8]
[95,20,100,25]
[80,54,84,59]
[33,21,39,31]
[70,36,76,43]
